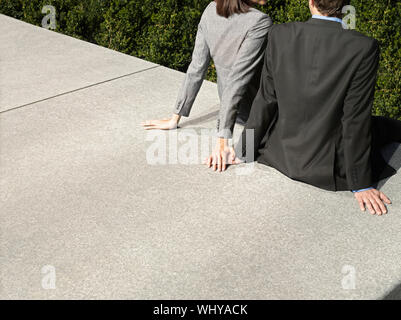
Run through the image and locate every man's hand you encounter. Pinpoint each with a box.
[354,188,391,215]
[205,138,243,172]
[141,114,180,130]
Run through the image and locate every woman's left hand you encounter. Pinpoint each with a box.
[141,114,180,130]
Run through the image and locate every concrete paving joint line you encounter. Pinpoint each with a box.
[0,65,161,115]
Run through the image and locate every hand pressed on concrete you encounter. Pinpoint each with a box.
[354,188,391,216]
[141,114,180,130]
[205,138,243,172]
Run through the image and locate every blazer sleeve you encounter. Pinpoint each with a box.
[235,25,278,162]
[217,15,273,139]
[173,21,211,117]
[342,39,380,190]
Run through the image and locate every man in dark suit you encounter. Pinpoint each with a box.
[206,0,401,216]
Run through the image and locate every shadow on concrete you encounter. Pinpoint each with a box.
[179,108,220,127]
[382,282,401,300]
[375,143,401,189]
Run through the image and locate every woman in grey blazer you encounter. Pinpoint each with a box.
[142,0,272,168]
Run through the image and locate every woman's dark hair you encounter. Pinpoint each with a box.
[215,0,253,18]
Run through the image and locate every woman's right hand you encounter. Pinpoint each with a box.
[141,114,180,130]
[205,138,244,172]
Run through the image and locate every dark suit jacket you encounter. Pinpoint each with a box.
[236,18,381,191]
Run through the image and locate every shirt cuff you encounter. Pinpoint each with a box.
[352,187,374,193]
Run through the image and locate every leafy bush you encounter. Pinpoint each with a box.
[0,0,399,119]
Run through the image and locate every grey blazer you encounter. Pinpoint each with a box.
[173,1,272,138]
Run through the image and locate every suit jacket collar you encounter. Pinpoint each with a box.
[306,17,344,29]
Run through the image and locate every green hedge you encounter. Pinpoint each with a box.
[1,0,399,119]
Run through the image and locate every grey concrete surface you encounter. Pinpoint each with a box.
[0,14,158,113]
[1,14,401,300]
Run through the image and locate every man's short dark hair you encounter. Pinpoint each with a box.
[313,0,351,18]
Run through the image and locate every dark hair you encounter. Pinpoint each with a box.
[215,0,253,18]
[313,0,351,18]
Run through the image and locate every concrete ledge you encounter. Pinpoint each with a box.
[1,14,400,300]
